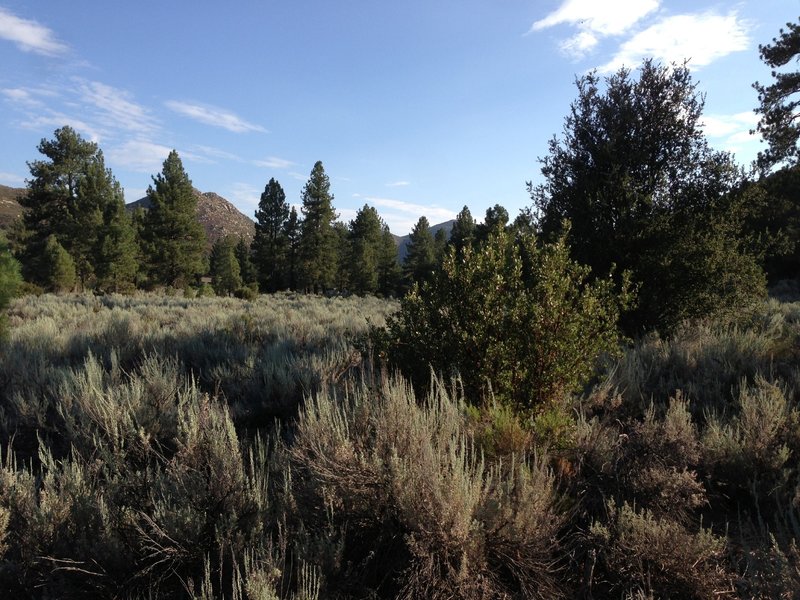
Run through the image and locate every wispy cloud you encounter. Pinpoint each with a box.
[226,182,261,213]
[78,80,157,135]
[386,180,410,188]
[254,156,295,169]
[0,172,25,186]
[702,111,760,157]
[0,8,68,56]
[106,140,176,173]
[166,100,266,133]
[598,12,749,72]
[2,87,48,108]
[531,0,659,58]
[360,196,455,235]
[19,111,103,142]
[192,145,243,162]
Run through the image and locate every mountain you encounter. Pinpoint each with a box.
[127,189,255,248]
[395,219,455,262]
[0,185,24,230]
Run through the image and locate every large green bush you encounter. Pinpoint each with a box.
[0,233,22,338]
[381,228,632,418]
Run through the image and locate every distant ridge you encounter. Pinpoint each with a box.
[0,185,24,229]
[127,188,255,248]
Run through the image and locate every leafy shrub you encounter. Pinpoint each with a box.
[380,228,632,418]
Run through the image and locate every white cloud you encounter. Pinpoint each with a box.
[166,100,266,133]
[0,172,25,186]
[226,182,261,213]
[362,196,455,234]
[288,171,307,181]
[386,180,411,187]
[531,0,659,36]
[0,8,67,56]
[192,145,242,162]
[701,111,758,138]
[701,111,760,158]
[79,80,157,135]
[599,12,749,72]
[19,111,103,142]
[106,140,175,173]
[254,156,294,169]
[560,31,599,58]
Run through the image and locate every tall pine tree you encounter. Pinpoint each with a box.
[284,207,301,291]
[141,151,207,288]
[298,161,337,292]
[20,127,99,287]
[210,235,242,296]
[347,204,384,295]
[403,216,436,288]
[378,225,402,297]
[252,178,289,292]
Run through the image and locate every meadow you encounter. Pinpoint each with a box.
[0,292,798,599]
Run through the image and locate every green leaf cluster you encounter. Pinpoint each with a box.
[384,227,632,417]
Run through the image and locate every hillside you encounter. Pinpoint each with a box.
[0,185,24,229]
[127,188,255,248]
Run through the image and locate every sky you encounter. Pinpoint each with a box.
[0,1,796,235]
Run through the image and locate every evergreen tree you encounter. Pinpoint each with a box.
[0,232,22,338]
[141,151,207,288]
[20,127,99,286]
[298,161,337,292]
[332,221,351,292]
[348,204,384,295]
[235,237,257,286]
[475,204,509,245]
[42,234,76,292]
[284,206,301,291]
[449,205,476,257]
[403,216,437,288]
[252,178,289,292]
[82,159,138,293]
[210,235,242,296]
[754,18,800,170]
[533,59,765,333]
[433,227,448,265]
[378,225,402,297]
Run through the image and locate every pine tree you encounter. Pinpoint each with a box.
[210,235,242,296]
[449,205,476,257]
[234,237,256,286]
[0,232,22,338]
[252,178,289,292]
[81,158,138,293]
[475,204,509,245]
[43,234,76,292]
[378,225,402,297]
[403,216,436,288]
[20,127,99,287]
[298,161,338,292]
[284,207,301,291]
[348,204,384,295]
[141,151,207,288]
[433,227,448,265]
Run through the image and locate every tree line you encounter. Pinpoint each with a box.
[1,17,800,339]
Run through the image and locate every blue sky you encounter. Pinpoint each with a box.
[0,1,795,235]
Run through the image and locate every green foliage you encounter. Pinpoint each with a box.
[141,151,207,288]
[18,127,139,291]
[253,178,290,292]
[235,236,257,286]
[347,204,384,295]
[298,161,338,292]
[283,206,301,291]
[210,235,243,296]
[0,233,22,338]
[448,205,476,258]
[383,227,632,416]
[42,234,76,292]
[754,17,800,170]
[402,215,436,288]
[533,59,765,334]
